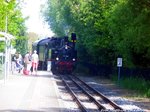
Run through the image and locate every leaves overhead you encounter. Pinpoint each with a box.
[43,0,150,68]
[0,0,27,54]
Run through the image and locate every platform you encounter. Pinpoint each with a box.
[0,71,64,112]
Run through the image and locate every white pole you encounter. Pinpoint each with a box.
[4,15,8,83]
[5,15,8,33]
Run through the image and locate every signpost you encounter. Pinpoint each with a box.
[117,56,122,84]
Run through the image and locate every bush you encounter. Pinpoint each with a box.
[146,89,150,97]
[111,74,150,98]
[74,63,90,75]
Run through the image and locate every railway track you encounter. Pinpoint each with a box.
[59,74,124,112]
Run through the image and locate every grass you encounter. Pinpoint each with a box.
[74,63,150,98]
[111,74,150,98]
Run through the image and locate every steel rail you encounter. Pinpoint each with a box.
[59,75,87,112]
[68,75,106,110]
[73,75,124,110]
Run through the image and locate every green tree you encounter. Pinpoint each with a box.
[43,0,150,69]
[107,0,150,67]
[27,32,39,50]
[0,0,28,54]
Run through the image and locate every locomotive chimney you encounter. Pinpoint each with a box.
[71,33,76,49]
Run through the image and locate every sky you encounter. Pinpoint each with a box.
[21,0,54,37]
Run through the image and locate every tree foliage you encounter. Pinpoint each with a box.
[0,0,27,55]
[43,0,150,68]
[27,32,39,51]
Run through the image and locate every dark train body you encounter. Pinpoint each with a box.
[32,33,77,74]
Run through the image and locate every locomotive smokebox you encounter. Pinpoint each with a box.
[64,36,68,42]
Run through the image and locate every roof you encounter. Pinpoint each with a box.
[0,31,15,41]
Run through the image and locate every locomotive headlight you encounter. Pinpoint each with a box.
[72,58,76,61]
[65,45,68,49]
[56,57,59,60]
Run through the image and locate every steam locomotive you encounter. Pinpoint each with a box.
[32,33,77,74]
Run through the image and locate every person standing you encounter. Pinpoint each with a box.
[11,53,17,74]
[15,52,23,73]
[31,50,39,75]
[24,51,32,75]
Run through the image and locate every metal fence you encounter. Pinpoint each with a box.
[79,62,112,78]
[79,62,150,80]
[0,53,5,80]
[0,32,16,82]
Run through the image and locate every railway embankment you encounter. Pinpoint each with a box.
[77,74,150,112]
